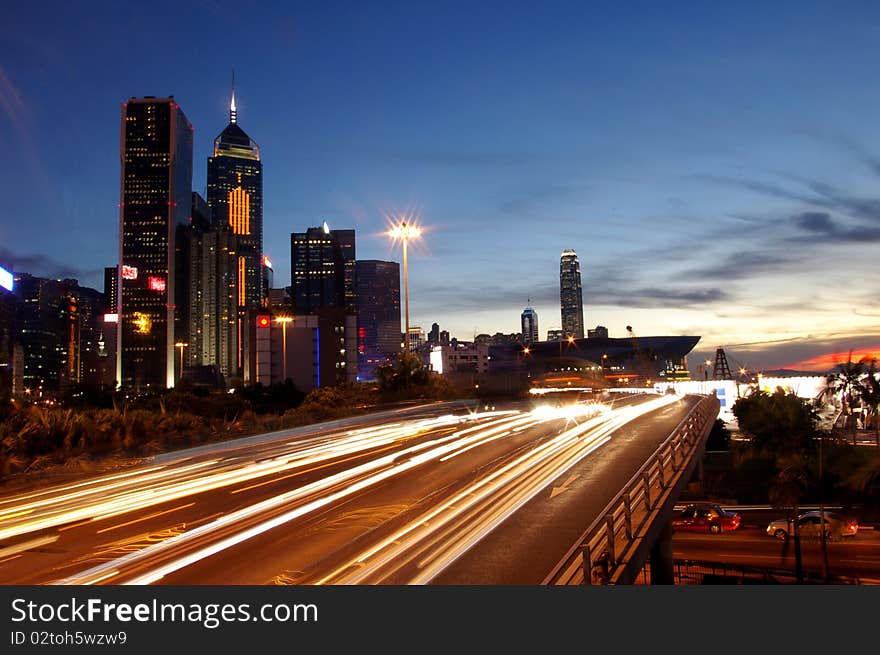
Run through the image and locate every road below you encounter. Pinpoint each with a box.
[672,511,880,582]
[0,393,703,585]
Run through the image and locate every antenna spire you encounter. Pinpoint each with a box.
[230,69,237,124]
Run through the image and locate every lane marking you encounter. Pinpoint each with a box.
[96,503,196,534]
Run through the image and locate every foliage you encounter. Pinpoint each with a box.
[732,388,820,457]
[376,353,460,401]
[705,418,731,451]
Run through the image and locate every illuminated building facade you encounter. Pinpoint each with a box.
[521,305,539,344]
[290,223,356,313]
[560,249,584,339]
[206,85,263,313]
[0,264,20,398]
[14,273,80,396]
[355,260,400,379]
[104,266,118,312]
[118,96,193,390]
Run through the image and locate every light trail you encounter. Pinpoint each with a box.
[50,396,677,585]
[319,394,678,583]
[0,412,509,543]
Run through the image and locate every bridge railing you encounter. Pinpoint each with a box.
[542,394,720,585]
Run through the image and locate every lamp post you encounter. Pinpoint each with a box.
[174,342,188,381]
[275,316,293,382]
[387,219,422,354]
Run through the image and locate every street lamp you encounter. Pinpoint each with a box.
[558,335,575,369]
[275,316,293,382]
[174,342,188,380]
[387,218,423,354]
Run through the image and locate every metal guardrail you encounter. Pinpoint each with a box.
[543,394,720,585]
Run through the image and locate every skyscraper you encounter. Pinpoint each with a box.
[206,78,266,374]
[355,260,400,378]
[206,81,264,313]
[290,222,355,313]
[560,249,584,339]
[118,97,193,390]
[521,305,539,345]
[104,266,118,313]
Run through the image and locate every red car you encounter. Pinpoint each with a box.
[672,503,741,534]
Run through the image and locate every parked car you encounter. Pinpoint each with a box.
[766,511,859,542]
[672,503,742,534]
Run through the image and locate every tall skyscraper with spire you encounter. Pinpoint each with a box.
[560,249,584,339]
[118,97,193,390]
[207,75,264,373]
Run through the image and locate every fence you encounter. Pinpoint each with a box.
[543,394,720,585]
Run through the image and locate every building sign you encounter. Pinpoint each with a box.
[132,312,152,335]
[121,265,138,280]
[147,276,166,292]
[0,266,12,292]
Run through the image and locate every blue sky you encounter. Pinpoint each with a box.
[2,1,879,371]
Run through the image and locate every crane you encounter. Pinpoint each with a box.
[626,325,656,385]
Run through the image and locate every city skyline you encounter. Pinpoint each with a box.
[2,2,880,372]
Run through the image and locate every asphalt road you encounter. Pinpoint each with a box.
[672,511,880,582]
[0,393,702,585]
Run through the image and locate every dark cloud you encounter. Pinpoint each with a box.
[791,211,880,243]
[0,247,103,284]
[801,181,880,223]
[589,286,730,308]
[686,250,793,280]
[703,174,880,224]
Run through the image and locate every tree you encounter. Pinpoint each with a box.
[377,352,429,393]
[705,418,731,451]
[821,353,866,446]
[732,388,824,582]
[859,358,880,448]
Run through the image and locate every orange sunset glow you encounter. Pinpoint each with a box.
[788,348,880,372]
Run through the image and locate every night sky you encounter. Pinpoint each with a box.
[2,1,879,372]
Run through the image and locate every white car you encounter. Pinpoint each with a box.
[766,511,858,541]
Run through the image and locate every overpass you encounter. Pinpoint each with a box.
[0,393,718,585]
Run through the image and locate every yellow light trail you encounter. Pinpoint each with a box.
[51,397,676,586]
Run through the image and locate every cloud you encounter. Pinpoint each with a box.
[589,286,730,308]
[0,247,103,284]
[791,211,880,243]
[691,331,880,372]
[702,174,880,225]
[686,250,794,280]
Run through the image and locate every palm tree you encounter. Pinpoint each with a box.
[822,353,865,445]
[860,358,880,447]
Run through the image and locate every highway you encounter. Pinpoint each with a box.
[0,393,700,585]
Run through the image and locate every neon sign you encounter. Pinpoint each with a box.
[147,276,166,292]
[121,265,138,280]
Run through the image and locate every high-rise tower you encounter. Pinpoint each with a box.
[207,78,263,371]
[290,222,356,313]
[355,260,400,377]
[521,304,539,345]
[560,249,584,339]
[118,97,193,390]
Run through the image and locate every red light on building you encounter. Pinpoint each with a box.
[147,276,166,292]
[121,265,138,280]
[257,315,270,328]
